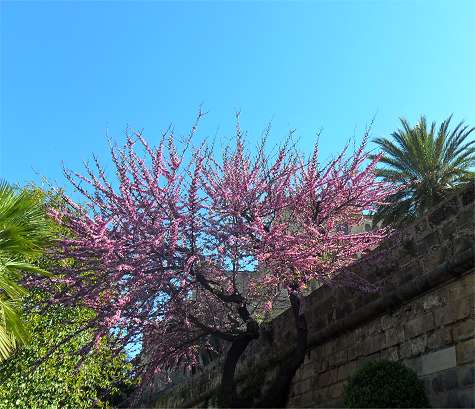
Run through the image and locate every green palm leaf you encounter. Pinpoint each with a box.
[0,181,53,361]
[372,115,475,226]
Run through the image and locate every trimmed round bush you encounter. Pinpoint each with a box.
[344,360,431,408]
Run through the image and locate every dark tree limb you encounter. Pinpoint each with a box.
[254,292,308,408]
[218,305,260,408]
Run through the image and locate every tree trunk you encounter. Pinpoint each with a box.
[218,334,255,408]
[255,292,308,408]
[218,319,260,408]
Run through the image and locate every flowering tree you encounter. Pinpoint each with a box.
[44,113,395,407]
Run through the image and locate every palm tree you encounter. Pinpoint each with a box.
[372,115,475,226]
[0,181,52,361]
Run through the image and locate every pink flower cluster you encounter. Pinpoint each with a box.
[44,114,396,388]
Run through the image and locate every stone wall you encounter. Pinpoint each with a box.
[149,183,475,408]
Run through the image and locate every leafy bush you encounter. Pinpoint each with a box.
[0,292,135,409]
[344,360,431,408]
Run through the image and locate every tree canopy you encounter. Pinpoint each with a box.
[38,114,396,406]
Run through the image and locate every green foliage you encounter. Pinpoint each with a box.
[0,292,135,409]
[344,360,430,408]
[0,181,54,360]
[372,115,475,226]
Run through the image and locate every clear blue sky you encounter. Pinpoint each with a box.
[1,0,474,190]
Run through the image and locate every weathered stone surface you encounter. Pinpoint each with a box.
[458,387,475,408]
[379,346,399,362]
[446,390,460,407]
[423,294,445,311]
[403,356,422,374]
[405,313,435,338]
[448,273,475,299]
[337,360,357,382]
[454,233,475,256]
[453,318,475,342]
[434,297,473,326]
[461,183,474,206]
[329,350,347,368]
[347,344,362,361]
[457,205,475,228]
[428,197,459,227]
[328,382,345,400]
[421,346,457,376]
[317,368,337,388]
[457,339,475,365]
[414,218,429,237]
[296,390,313,408]
[457,364,475,387]
[151,186,474,409]
[401,335,428,358]
[357,352,381,368]
[428,327,453,350]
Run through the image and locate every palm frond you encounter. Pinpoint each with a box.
[372,115,475,226]
[0,181,53,361]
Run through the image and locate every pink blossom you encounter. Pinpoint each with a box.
[42,115,397,390]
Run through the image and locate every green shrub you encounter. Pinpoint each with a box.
[344,360,430,408]
[0,292,135,409]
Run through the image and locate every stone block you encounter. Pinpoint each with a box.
[385,326,405,348]
[379,346,399,361]
[403,356,422,374]
[412,334,428,355]
[312,386,328,404]
[457,364,475,387]
[457,338,475,365]
[297,378,312,395]
[453,318,475,342]
[365,333,386,355]
[458,387,475,408]
[421,346,456,376]
[427,327,453,350]
[428,197,459,227]
[367,319,383,335]
[328,382,345,400]
[335,302,353,320]
[317,368,337,388]
[414,218,429,237]
[400,341,412,359]
[400,335,427,359]
[423,294,445,311]
[319,357,329,373]
[442,220,457,237]
[456,205,475,228]
[330,350,347,368]
[434,297,473,326]
[323,340,337,356]
[430,367,458,393]
[454,233,475,256]
[357,352,381,368]
[347,344,363,361]
[380,314,396,331]
[299,363,315,381]
[297,390,314,408]
[460,184,475,206]
[448,273,475,299]
[445,390,460,407]
[337,360,357,382]
[405,313,435,339]
[335,332,354,351]
[453,388,475,408]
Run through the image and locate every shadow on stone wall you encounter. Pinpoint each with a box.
[147,182,475,409]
